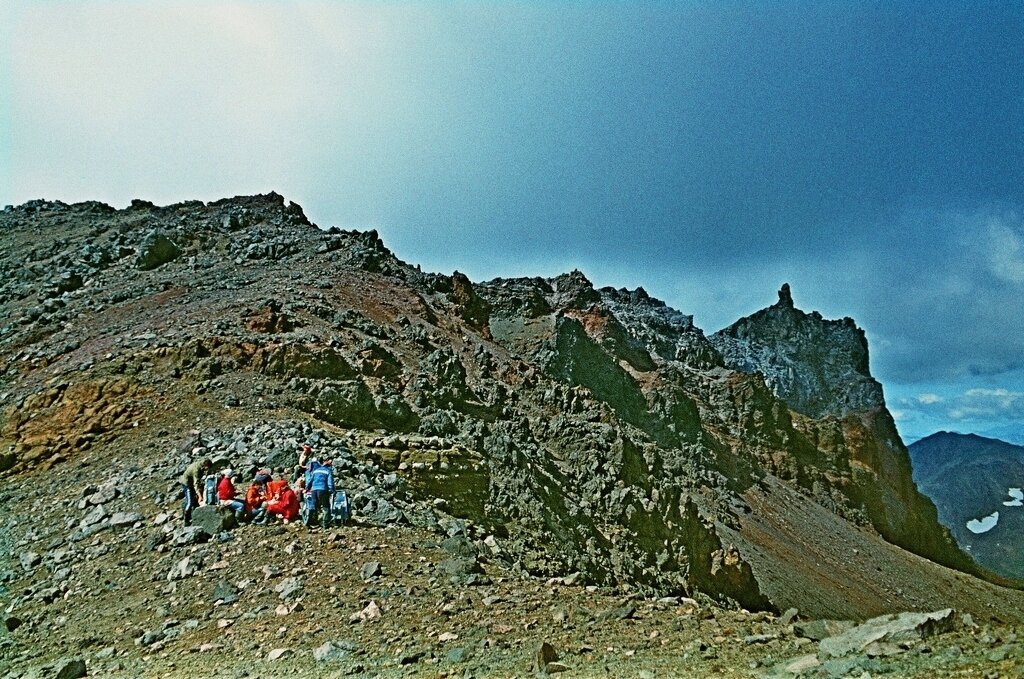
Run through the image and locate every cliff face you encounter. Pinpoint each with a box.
[708,285,974,575]
[0,195,987,620]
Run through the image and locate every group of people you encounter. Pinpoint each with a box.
[179,443,339,530]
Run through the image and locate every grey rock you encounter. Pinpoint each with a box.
[170,526,207,547]
[19,551,41,572]
[212,580,239,604]
[359,561,382,581]
[313,640,357,662]
[138,629,166,646]
[110,511,143,527]
[81,504,108,527]
[136,231,183,270]
[436,557,488,586]
[819,609,958,659]
[166,555,202,581]
[441,536,478,558]
[191,505,237,536]
[87,486,119,505]
[598,604,636,622]
[275,576,303,600]
[53,658,87,679]
[793,619,856,641]
[533,641,559,672]
[267,647,293,661]
[446,646,470,663]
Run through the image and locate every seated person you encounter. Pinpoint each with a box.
[266,467,289,501]
[244,480,266,517]
[217,470,246,519]
[263,483,300,523]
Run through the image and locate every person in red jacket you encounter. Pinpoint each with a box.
[217,470,246,519]
[266,468,288,501]
[263,484,300,523]
[244,481,265,517]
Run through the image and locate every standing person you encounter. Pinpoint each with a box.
[304,458,335,529]
[298,443,313,468]
[179,457,211,526]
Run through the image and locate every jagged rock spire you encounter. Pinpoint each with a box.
[777,283,794,308]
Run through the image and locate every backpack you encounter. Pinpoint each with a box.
[332,490,350,524]
[203,475,219,505]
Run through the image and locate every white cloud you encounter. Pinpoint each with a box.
[987,214,1024,284]
[917,393,943,404]
[915,387,1024,423]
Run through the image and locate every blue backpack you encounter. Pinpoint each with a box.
[203,475,218,505]
[332,491,350,524]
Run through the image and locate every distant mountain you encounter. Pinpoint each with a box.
[975,423,1024,447]
[909,431,1024,578]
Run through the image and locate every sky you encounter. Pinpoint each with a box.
[2,2,1023,444]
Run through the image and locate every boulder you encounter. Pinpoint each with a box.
[81,504,108,527]
[436,557,486,586]
[313,640,358,662]
[191,505,237,536]
[166,555,201,581]
[274,576,303,600]
[533,642,559,672]
[136,231,182,270]
[359,561,382,581]
[170,526,207,547]
[53,658,87,679]
[19,551,41,572]
[212,580,239,604]
[819,609,959,659]
[87,486,119,505]
[110,511,143,528]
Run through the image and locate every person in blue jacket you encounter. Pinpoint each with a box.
[304,457,335,529]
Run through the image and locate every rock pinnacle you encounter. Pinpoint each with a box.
[778,283,794,308]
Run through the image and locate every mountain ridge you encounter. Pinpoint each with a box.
[2,193,1023,677]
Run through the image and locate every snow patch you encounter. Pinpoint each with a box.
[967,512,999,534]
[1002,488,1023,507]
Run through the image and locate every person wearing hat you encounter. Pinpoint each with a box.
[179,457,211,525]
[298,443,313,468]
[216,469,246,520]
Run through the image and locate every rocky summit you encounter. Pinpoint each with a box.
[2,194,1024,678]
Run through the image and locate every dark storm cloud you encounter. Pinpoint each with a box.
[3,2,1023,407]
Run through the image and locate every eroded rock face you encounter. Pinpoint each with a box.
[710,284,884,420]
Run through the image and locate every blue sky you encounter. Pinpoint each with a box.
[2,2,1023,443]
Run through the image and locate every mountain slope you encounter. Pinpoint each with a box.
[1,194,1021,676]
[909,431,1024,578]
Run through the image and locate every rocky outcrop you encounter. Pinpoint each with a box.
[710,284,884,419]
